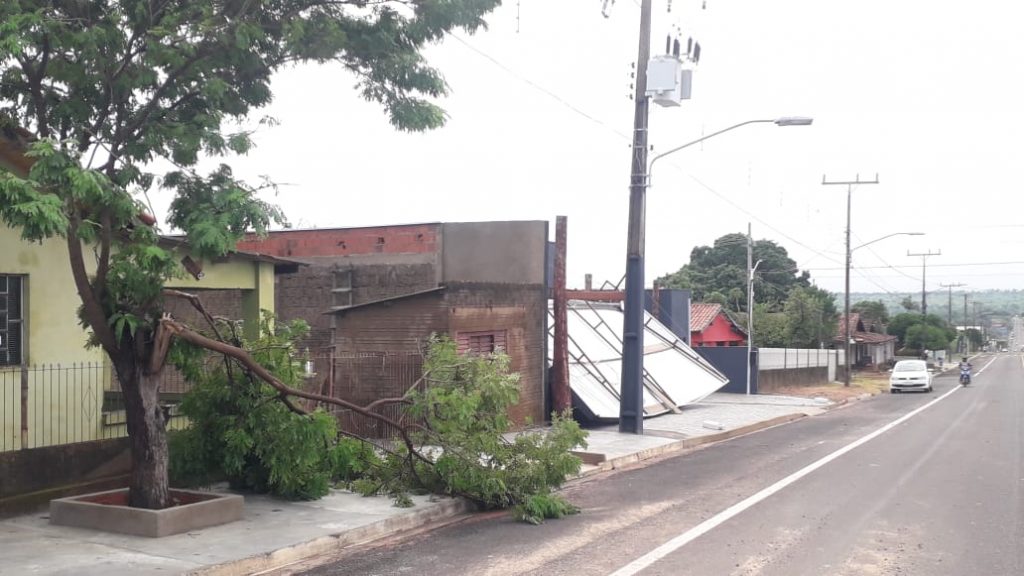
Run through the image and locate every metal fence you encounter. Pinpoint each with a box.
[316,352,426,449]
[758,348,845,370]
[0,363,190,453]
[1,352,426,454]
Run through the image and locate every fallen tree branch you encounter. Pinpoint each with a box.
[160,317,434,467]
[163,289,225,341]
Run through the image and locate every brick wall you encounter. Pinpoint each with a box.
[329,284,546,426]
[237,224,440,258]
[275,266,335,353]
[446,283,546,425]
[163,288,244,327]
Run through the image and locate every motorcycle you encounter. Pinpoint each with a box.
[959,367,971,386]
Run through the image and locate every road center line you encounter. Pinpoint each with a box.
[608,355,998,576]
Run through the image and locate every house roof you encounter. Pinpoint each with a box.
[690,303,723,332]
[852,332,897,344]
[833,313,896,343]
[327,286,446,315]
[158,236,306,268]
[839,312,864,335]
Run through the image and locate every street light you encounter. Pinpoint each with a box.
[647,117,815,184]
[852,232,924,252]
[840,231,924,387]
[619,116,814,434]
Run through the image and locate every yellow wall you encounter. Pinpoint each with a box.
[164,258,263,291]
[0,230,277,366]
[0,226,102,366]
[1,226,276,451]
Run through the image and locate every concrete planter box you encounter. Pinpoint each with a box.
[50,488,243,537]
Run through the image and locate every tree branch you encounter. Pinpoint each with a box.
[148,314,174,374]
[93,209,112,301]
[67,214,119,354]
[160,318,434,466]
[162,289,224,340]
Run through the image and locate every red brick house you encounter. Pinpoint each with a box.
[690,303,747,347]
[238,221,549,425]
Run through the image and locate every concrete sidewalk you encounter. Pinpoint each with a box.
[0,393,833,576]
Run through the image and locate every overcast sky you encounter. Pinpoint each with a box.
[158,0,1024,296]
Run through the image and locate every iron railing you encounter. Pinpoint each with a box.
[0,363,190,453]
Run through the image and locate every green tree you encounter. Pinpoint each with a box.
[783,286,833,348]
[752,304,787,347]
[852,299,890,327]
[657,233,810,312]
[905,324,952,351]
[888,313,956,350]
[0,0,500,509]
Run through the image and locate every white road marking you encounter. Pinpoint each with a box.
[608,355,999,576]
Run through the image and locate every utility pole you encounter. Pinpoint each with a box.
[963,293,969,353]
[822,174,879,387]
[907,250,941,316]
[940,282,966,326]
[619,0,652,434]
[746,223,759,396]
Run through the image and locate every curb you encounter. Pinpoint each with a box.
[576,412,808,477]
[192,412,810,575]
[823,392,875,410]
[190,497,474,576]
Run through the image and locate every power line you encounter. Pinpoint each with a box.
[450,35,631,141]
[849,232,921,282]
[683,173,846,267]
[452,32,846,275]
[802,260,1024,272]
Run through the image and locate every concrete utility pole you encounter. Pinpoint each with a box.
[822,174,879,387]
[963,293,970,353]
[619,0,652,434]
[908,250,941,316]
[746,223,762,396]
[940,282,966,326]
[551,216,571,414]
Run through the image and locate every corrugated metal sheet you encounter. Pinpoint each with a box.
[549,300,729,421]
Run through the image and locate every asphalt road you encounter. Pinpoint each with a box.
[299,353,1023,576]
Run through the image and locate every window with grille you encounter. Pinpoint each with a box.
[456,330,507,356]
[0,275,24,366]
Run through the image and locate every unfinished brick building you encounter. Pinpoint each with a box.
[237,221,550,425]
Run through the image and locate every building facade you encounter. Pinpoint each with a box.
[238,221,550,425]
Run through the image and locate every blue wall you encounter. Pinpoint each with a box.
[697,346,758,394]
[646,289,691,345]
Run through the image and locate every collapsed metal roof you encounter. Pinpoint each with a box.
[549,300,729,422]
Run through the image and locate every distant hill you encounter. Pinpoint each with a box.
[840,290,1024,325]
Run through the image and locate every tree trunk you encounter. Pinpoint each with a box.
[116,358,171,509]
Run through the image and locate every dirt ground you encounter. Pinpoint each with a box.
[766,371,890,403]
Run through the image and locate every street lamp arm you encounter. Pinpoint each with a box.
[851,231,924,252]
[647,119,775,182]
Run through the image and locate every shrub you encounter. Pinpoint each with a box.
[359,336,588,523]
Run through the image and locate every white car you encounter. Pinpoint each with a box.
[889,360,933,393]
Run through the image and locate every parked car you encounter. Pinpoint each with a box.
[889,360,933,393]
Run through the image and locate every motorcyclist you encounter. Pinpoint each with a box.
[959,357,972,383]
